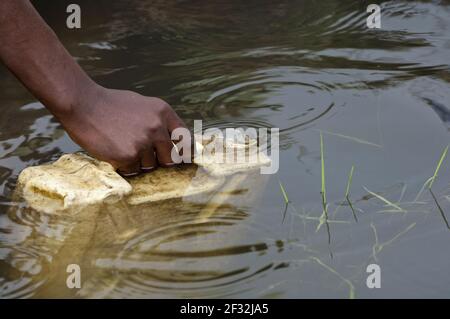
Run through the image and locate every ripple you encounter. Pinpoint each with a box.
[81,206,285,298]
[0,203,75,298]
[0,276,44,299]
[179,67,339,138]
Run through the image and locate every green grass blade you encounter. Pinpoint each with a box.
[318,129,382,148]
[320,132,326,202]
[310,257,355,299]
[345,166,355,198]
[414,176,433,202]
[363,186,404,211]
[278,180,289,204]
[317,133,332,245]
[428,145,448,189]
[346,196,358,222]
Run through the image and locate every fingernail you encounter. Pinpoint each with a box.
[118,171,140,177]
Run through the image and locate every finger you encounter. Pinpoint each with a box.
[154,136,176,167]
[166,110,187,134]
[166,112,192,162]
[140,148,157,172]
[117,160,141,177]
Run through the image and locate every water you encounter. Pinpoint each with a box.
[1,0,450,298]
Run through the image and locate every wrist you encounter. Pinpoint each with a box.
[48,78,103,121]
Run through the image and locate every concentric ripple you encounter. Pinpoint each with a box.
[79,205,286,298]
[178,67,339,139]
[0,203,75,298]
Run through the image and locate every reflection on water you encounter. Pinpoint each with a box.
[2,0,450,298]
[4,169,276,298]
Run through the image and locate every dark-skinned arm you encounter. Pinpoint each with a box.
[0,0,186,175]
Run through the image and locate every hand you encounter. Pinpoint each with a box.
[0,1,186,175]
[58,84,187,176]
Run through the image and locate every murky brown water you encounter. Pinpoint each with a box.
[2,0,450,298]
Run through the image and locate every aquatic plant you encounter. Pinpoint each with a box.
[345,165,357,222]
[370,222,416,262]
[363,187,404,212]
[415,145,449,201]
[317,133,331,245]
[279,180,290,204]
[279,180,290,223]
[414,145,450,229]
[428,145,448,189]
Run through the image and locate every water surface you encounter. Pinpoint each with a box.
[1,0,450,298]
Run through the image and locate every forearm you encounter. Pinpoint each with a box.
[0,0,96,118]
[0,1,186,172]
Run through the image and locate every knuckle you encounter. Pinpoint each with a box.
[147,122,162,136]
[115,149,139,164]
[154,98,172,113]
